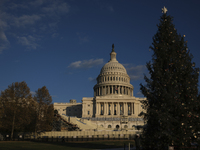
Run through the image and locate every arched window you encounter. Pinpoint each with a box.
[124,125,128,128]
[116,125,120,129]
[110,77,112,81]
[119,77,120,81]
[108,125,112,128]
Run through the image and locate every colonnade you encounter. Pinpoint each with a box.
[96,102,134,116]
[95,85,133,96]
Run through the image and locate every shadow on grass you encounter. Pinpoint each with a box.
[0,140,135,150]
[32,140,135,149]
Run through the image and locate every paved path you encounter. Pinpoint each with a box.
[93,147,136,150]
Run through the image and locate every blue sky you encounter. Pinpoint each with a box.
[1,0,200,103]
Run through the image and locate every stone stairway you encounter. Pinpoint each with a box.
[60,114,105,131]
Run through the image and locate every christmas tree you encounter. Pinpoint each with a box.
[140,6,200,149]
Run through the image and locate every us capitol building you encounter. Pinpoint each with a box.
[54,45,146,130]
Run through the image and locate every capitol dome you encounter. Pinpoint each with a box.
[100,59,127,74]
[93,44,134,97]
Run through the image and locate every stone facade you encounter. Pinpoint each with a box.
[54,45,146,130]
[54,99,82,118]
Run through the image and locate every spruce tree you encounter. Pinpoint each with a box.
[140,7,200,149]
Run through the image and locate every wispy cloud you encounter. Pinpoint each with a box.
[0,28,9,53]
[30,91,36,96]
[125,64,147,80]
[13,14,41,27]
[88,77,96,82]
[0,0,70,53]
[76,32,89,44]
[42,1,70,15]
[136,91,143,96]
[68,58,104,69]
[17,35,39,49]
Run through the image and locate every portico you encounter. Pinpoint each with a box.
[95,101,135,117]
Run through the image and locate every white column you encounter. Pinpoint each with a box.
[111,102,113,115]
[123,102,126,115]
[96,103,98,116]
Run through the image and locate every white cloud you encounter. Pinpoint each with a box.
[126,64,146,80]
[17,35,38,49]
[68,58,104,69]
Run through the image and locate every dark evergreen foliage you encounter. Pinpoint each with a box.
[140,12,200,149]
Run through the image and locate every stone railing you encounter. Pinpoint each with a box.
[82,117,143,121]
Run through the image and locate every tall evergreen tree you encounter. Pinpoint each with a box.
[34,86,54,133]
[140,7,200,149]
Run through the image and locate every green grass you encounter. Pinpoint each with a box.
[0,140,135,150]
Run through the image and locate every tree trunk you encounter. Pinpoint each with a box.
[11,109,16,140]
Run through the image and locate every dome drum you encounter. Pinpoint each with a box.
[94,85,133,97]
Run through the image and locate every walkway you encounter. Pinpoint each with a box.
[93,147,136,150]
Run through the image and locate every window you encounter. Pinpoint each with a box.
[88,111,90,115]
[114,104,116,115]
[124,125,128,128]
[128,104,131,115]
[88,104,90,107]
[101,104,103,115]
[108,104,111,115]
[108,125,112,128]
[114,110,116,115]
[120,104,123,115]
[116,125,120,129]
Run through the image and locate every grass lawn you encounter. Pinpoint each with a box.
[0,140,135,150]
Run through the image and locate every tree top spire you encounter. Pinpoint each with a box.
[162,6,168,14]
